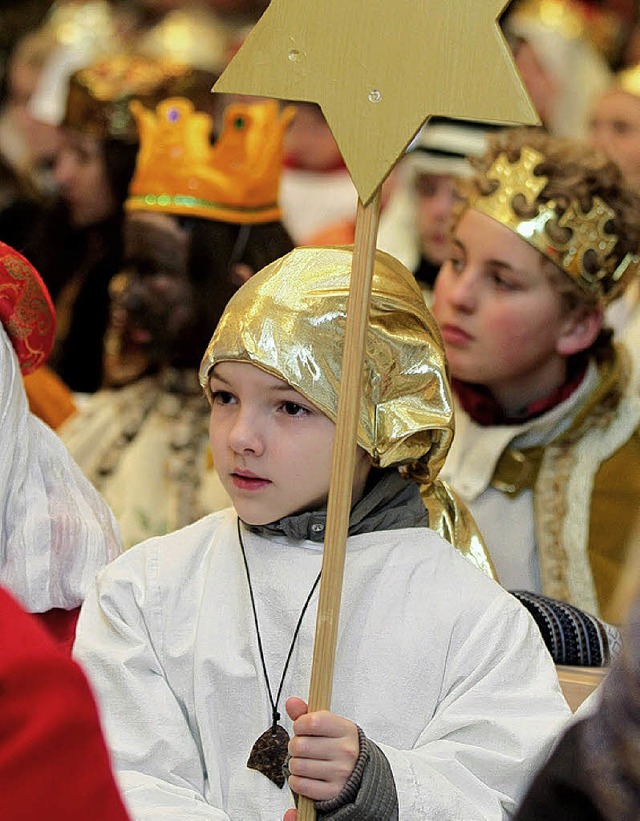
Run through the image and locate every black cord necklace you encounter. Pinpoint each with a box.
[237,518,321,788]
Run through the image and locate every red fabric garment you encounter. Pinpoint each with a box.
[453,360,588,426]
[34,606,80,656]
[0,587,130,821]
[0,241,55,375]
[283,155,348,172]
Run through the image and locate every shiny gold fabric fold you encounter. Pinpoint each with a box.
[422,480,497,580]
[200,246,454,486]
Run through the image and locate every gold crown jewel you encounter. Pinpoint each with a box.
[470,147,640,304]
[125,97,295,224]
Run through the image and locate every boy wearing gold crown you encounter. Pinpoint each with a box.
[433,127,640,623]
[75,245,570,819]
[59,96,295,549]
[27,54,217,394]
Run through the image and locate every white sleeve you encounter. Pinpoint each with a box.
[377,596,571,820]
[73,554,230,821]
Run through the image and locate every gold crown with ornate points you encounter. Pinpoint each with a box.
[468,146,640,304]
[125,97,295,224]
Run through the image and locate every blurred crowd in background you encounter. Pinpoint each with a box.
[6,2,640,818]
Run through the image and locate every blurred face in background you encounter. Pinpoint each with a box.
[53,129,116,227]
[4,29,62,194]
[414,172,458,266]
[589,88,640,188]
[511,39,557,128]
[284,102,343,172]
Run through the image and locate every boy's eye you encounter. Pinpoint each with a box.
[490,270,519,290]
[613,120,632,136]
[449,255,464,272]
[281,401,309,417]
[211,390,235,404]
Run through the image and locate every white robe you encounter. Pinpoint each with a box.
[440,357,640,615]
[74,508,571,820]
[439,370,598,594]
[0,323,121,612]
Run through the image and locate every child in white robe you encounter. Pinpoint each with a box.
[74,246,571,820]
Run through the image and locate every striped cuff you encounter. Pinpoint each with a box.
[315,727,398,820]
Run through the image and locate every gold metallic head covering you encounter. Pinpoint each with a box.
[199,246,454,485]
[63,53,203,141]
[467,143,640,305]
[125,98,294,224]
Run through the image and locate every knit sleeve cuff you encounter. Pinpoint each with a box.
[314,727,399,820]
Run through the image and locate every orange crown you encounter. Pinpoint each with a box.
[125,97,295,224]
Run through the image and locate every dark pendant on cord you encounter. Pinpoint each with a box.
[247,722,290,788]
[237,517,321,790]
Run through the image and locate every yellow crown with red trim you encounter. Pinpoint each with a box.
[469,146,640,305]
[125,97,295,224]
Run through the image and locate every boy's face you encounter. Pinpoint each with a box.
[414,172,458,266]
[432,208,580,413]
[53,129,115,227]
[284,103,343,172]
[208,361,372,526]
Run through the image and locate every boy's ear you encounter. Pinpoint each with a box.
[556,305,603,356]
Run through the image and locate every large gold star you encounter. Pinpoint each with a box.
[214,0,538,203]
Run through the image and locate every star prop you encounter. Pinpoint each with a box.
[214,0,538,203]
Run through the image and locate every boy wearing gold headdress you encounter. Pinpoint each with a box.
[75,246,570,819]
[433,127,640,623]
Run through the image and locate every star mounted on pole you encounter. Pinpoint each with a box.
[214,0,538,203]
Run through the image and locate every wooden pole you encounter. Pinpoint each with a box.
[296,188,382,821]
